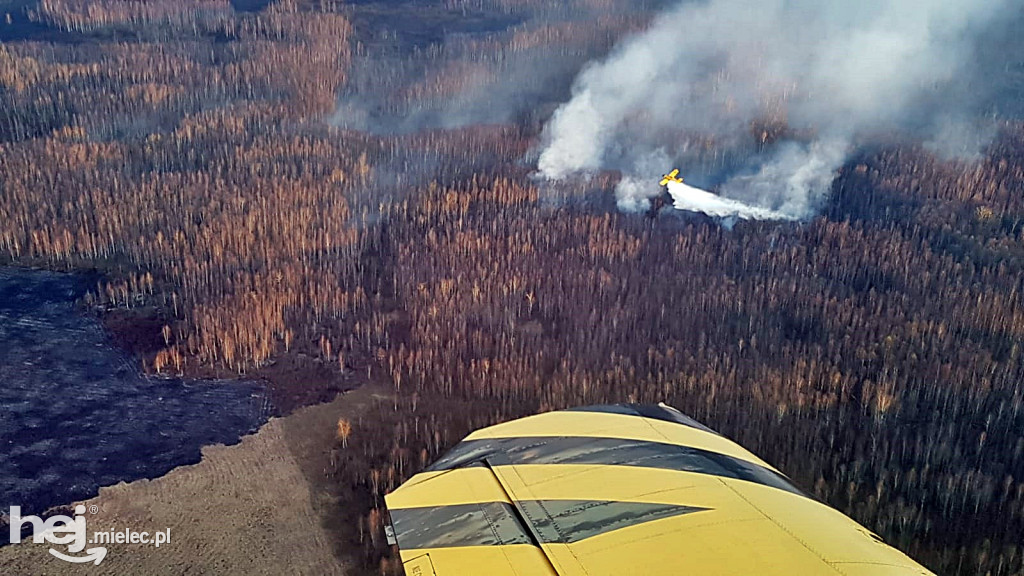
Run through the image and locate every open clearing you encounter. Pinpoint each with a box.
[0,384,391,575]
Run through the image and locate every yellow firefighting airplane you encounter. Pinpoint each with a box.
[659,168,684,186]
[385,403,935,575]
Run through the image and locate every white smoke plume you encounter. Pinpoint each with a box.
[538,0,1010,219]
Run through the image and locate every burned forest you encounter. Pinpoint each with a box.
[2,0,1024,574]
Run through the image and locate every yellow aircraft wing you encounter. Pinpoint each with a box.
[385,404,935,576]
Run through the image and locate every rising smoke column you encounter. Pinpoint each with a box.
[538,0,1010,219]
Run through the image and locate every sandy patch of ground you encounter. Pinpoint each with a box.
[0,384,391,576]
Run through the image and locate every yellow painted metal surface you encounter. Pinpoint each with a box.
[386,407,936,576]
[386,467,512,509]
[399,546,557,576]
[465,410,779,471]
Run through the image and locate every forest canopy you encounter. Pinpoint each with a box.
[1,0,1023,574]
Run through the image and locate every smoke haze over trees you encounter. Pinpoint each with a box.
[539,0,1022,217]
